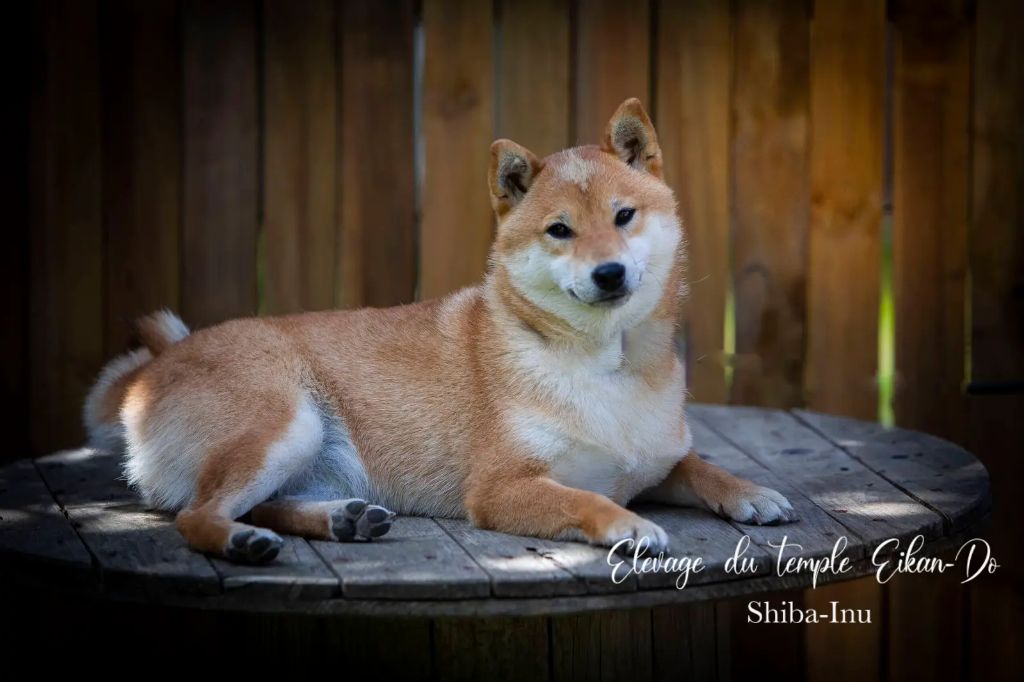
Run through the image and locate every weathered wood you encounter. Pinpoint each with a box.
[99,0,181,354]
[211,536,338,601]
[495,0,570,156]
[690,419,867,560]
[573,0,651,144]
[435,616,550,682]
[730,0,810,408]
[794,409,990,532]
[29,0,104,454]
[437,517,586,597]
[805,0,884,418]
[262,0,337,315]
[312,516,490,600]
[337,0,417,309]
[0,459,93,579]
[652,603,718,681]
[420,0,494,300]
[656,0,731,403]
[35,449,221,598]
[551,609,653,682]
[181,0,259,327]
[691,405,944,545]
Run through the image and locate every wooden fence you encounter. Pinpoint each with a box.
[9,0,1022,680]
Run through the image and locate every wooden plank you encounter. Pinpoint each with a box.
[99,0,181,353]
[311,516,490,599]
[968,2,1024,677]
[891,0,970,443]
[262,0,337,315]
[29,0,104,454]
[437,517,586,597]
[181,0,259,327]
[0,459,94,578]
[730,0,810,408]
[435,616,549,682]
[0,1,32,461]
[652,603,718,681]
[656,0,731,403]
[211,537,338,601]
[573,0,651,144]
[338,0,417,309]
[890,4,972,679]
[324,617,434,680]
[420,0,493,300]
[690,419,867,560]
[495,0,571,156]
[36,449,221,598]
[690,404,944,545]
[794,409,990,532]
[806,0,885,417]
[551,610,653,682]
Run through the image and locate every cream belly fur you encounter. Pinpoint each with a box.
[84,98,795,564]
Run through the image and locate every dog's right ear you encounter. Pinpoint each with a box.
[489,139,543,218]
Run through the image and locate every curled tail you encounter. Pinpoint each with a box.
[83,310,190,450]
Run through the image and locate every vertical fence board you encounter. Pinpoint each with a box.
[496,0,570,156]
[338,0,417,309]
[100,0,181,352]
[968,0,1024,679]
[730,0,810,409]
[573,0,650,145]
[656,0,731,404]
[182,0,259,327]
[420,0,493,300]
[1,2,32,458]
[262,0,337,315]
[29,0,104,454]
[890,1,972,680]
[804,2,885,679]
[806,0,884,418]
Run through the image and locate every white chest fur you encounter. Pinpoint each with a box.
[503,327,690,505]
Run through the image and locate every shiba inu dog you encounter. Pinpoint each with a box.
[84,98,793,564]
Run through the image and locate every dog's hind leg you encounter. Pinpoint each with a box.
[251,498,395,542]
[175,393,324,564]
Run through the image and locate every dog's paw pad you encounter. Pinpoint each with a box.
[330,500,396,541]
[225,527,282,564]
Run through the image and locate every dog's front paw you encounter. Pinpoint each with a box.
[599,513,669,555]
[714,484,795,526]
[225,526,283,564]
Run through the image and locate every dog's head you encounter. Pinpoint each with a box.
[488,98,682,338]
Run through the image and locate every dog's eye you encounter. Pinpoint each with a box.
[615,208,636,227]
[546,223,574,239]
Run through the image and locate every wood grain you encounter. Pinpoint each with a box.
[495,0,571,157]
[338,0,418,309]
[435,616,550,682]
[573,0,651,144]
[420,0,494,300]
[656,0,731,404]
[730,0,810,409]
[262,0,337,315]
[29,0,105,454]
[967,1,1024,678]
[182,0,259,327]
[805,0,884,418]
[890,3,972,679]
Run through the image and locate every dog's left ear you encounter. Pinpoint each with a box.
[489,139,543,218]
[601,98,663,178]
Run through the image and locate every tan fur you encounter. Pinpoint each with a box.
[85,99,791,562]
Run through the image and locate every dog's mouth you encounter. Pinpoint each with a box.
[568,289,632,307]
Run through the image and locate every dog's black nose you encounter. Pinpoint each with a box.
[592,262,626,292]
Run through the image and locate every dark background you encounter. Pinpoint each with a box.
[4,0,1022,679]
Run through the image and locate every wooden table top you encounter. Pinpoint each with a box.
[0,404,990,617]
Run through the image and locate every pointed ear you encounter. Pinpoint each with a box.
[489,139,543,218]
[601,98,663,178]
